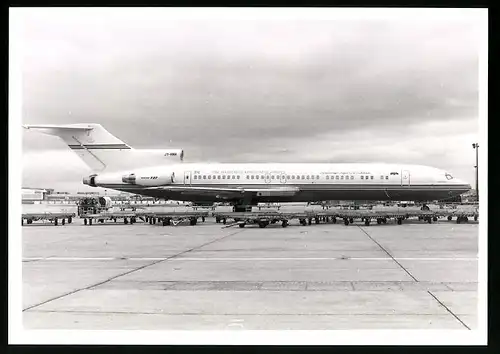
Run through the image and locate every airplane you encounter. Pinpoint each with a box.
[23,123,471,212]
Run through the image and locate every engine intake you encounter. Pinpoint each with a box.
[122,173,136,184]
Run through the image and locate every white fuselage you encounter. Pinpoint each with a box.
[85,162,470,204]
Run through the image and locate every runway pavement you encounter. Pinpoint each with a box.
[22,216,478,330]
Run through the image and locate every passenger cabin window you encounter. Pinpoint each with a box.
[217,175,221,179]
[370,176,374,180]
[246,175,249,179]
[380,176,384,179]
[316,175,320,179]
[385,176,389,180]
[271,175,275,179]
[208,176,211,179]
[336,176,339,180]
[237,175,240,179]
[350,176,354,180]
[326,175,329,180]
[361,176,364,180]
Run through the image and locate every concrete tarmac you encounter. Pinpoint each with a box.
[22,217,478,330]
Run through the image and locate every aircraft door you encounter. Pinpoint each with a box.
[184,171,191,185]
[401,170,410,186]
[265,173,271,184]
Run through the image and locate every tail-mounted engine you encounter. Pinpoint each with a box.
[122,172,175,186]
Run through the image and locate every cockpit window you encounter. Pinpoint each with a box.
[445,173,453,180]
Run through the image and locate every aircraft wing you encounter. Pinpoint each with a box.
[146,186,300,197]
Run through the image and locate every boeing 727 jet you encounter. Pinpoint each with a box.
[23,124,471,212]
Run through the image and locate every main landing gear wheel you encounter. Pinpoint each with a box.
[344,218,349,226]
[397,218,402,225]
[364,219,370,226]
[189,218,197,226]
[377,218,382,225]
[474,215,478,221]
[84,218,88,225]
[300,219,307,226]
[239,223,245,228]
[448,216,452,221]
[282,220,288,228]
[332,218,337,224]
[258,221,269,228]
[432,216,438,222]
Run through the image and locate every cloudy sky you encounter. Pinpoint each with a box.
[16,8,484,193]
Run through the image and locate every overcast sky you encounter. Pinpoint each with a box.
[16,9,484,192]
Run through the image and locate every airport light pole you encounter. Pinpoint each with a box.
[472,143,479,201]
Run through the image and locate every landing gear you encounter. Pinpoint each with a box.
[397,218,402,225]
[189,218,197,226]
[62,218,65,225]
[84,218,88,225]
[474,215,478,221]
[432,216,438,222]
[308,218,312,225]
[281,220,288,228]
[332,217,337,224]
[377,218,382,225]
[124,218,128,224]
[315,217,320,224]
[300,219,307,226]
[364,219,370,226]
[68,217,72,224]
[54,218,58,226]
[349,218,354,224]
[448,215,452,221]
[162,219,169,226]
[239,223,245,228]
[89,218,93,225]
[344,218,349,226]
[258,221,269,228]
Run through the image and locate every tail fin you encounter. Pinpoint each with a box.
[23,123,132,172]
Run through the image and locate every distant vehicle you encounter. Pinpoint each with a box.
[77,196,113,217]
[24,123,471,212]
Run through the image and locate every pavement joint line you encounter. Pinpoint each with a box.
[427,290,471,330]
[357,226,419,282]
[25,309,455,316]
[22,229,245,312]
[21,257,478,261]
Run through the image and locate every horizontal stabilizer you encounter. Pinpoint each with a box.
[23,123,131,172]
